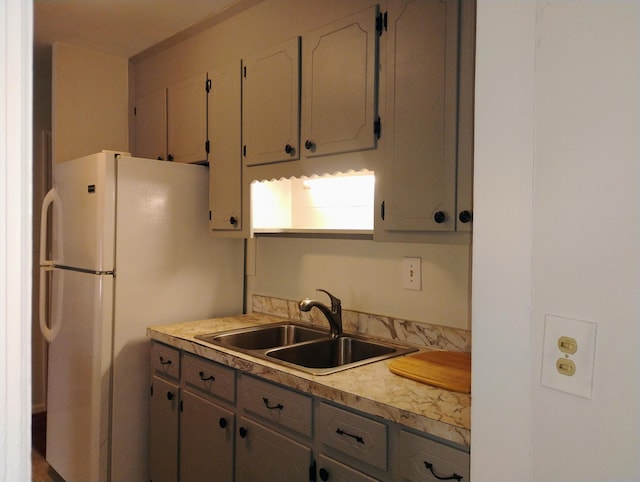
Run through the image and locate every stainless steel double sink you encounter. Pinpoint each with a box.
[195,322,416,375]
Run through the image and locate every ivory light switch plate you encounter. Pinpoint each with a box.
[402,257,421,290]
[541,314,597,399]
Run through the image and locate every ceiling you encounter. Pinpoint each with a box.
[34,0,241,58]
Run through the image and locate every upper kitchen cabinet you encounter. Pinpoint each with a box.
[301,5,380,158]
[134,72,209,164]
[134,89,166,161]
[376,0,474,239]
[242,38,301,167]
[208,63,245,235]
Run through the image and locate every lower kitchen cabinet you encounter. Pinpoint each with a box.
[315,454,378,482]
[149,341,470,481]
[235,416,312,482]
[180,390,234,482]
[149,375,180,482]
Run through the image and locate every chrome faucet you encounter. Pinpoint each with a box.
[299,289,343,338]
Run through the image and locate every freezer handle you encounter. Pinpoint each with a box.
[39,188,62,342]
[39,188,61,266]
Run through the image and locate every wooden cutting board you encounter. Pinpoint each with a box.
[389,351,471,393]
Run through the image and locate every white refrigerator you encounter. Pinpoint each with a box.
[38,151,244,481]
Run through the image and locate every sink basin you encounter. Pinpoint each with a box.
[266,335,416,375]
[195,323,327,350]
[195,322,416,375]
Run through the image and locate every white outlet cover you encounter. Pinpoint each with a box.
[541,314,597,399]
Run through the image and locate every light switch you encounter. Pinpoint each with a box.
[541,314,597,399]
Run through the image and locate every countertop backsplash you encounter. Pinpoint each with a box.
[252,294,471,353]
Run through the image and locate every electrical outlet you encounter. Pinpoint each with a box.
[402,257,421,290]
[541,314,597,399]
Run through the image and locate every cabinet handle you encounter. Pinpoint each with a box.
[239,427,248,438]
[166,391,174,401]
[319,467,330,481]
[262,397,283,410]
[167,154,174,161]
[229,216,238,226]
[284,144,294,154]
[335,428,364,444]
[218,417,227,429]
[304,139,314,150]
[159,356,172,365]
[434,211,447,224]
[424,461,463,481]
[458,210,473,224]
[199,371,215,382]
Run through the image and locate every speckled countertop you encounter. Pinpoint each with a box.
[147,313,471,448]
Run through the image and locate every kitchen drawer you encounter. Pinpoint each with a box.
[150,341,180,380]
[182,353,235,403]
[317,402,388,471]
[396,430,470,482]
[239,374,312,437]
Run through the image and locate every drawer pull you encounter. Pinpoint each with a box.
[239,427,248,438]
[318,467,330,481]
[335,428,364,444]
[262,397,283,410]
[159,356,172,365]
[199,371,215,382]
[219,417,227,429]
[424,461,463,481]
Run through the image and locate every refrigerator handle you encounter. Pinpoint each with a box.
[40,188,60,266]
[39,188,62,343]
[39,266,61,343]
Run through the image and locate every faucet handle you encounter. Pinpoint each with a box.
[316,289,341,314]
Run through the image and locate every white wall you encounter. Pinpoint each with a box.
[249,236,471,329]
[0,0,32,479]
[52,43,129,164]
[473,1,640,480]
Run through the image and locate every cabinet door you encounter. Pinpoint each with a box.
[149,376,179,482]
[208,63,243,231]
[316,454,379,482]
[167,73,208,163]
[180,390,234,482]
[243,37,300,167]
[301,5,379,158]
[135,89,167,160]
[235,417,312,482]
[382,0,459,232]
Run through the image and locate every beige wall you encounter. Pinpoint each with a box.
[132,0,473,331]
[52,43,129,163]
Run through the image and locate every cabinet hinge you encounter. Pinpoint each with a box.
[205,139,210,154]
[150,384,153,396]
[381,200,385,220]
[309,459,317,482]
[206,78,212,93]
[243,66,247,78]
[209,210,212,221]
[243,145,247,157]
[376,11,387,36]
[180,400,184,412]
[374,116,382,139]
[133,106,137,116]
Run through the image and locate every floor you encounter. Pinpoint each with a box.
[32,412,54,482]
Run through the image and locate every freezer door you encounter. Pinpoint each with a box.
[46,268,114,482]
[52,152,117,271]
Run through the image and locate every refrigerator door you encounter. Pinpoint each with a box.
[46,268,114,482]
[52,152,117,272]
